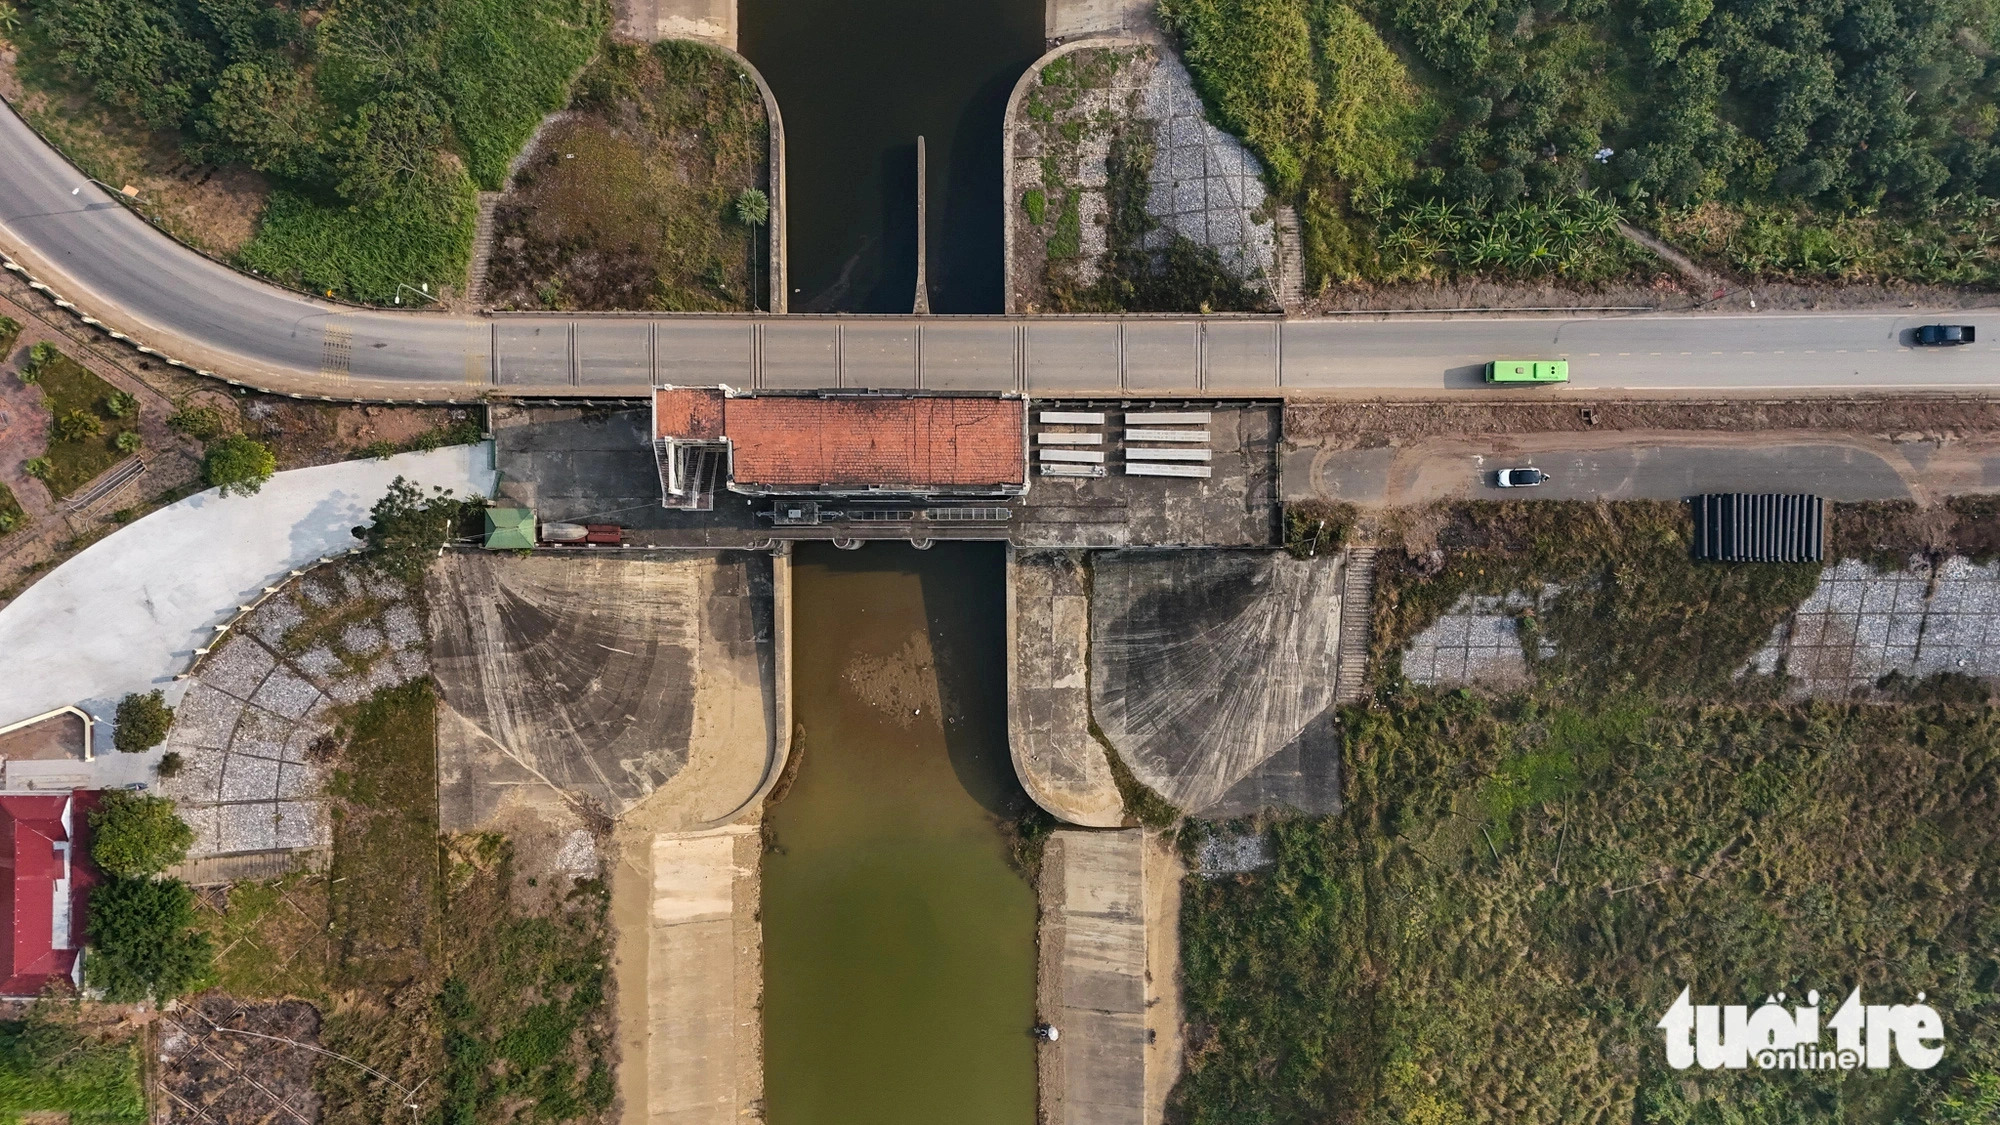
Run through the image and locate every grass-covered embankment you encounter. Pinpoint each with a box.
[20,0,606,303]
[1161,0,2000,292]
[196,673,612,1125]
[485,40,770,311]
[1175,502,2000,1125]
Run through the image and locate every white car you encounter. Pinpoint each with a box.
[1496,467,1547,487]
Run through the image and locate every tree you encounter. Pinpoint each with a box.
[102,390,137,418]
[354,475,462,582]
[85,876,214,1002]
[112,690,173,753]
[89,791,193,878]
[202,434,276,496]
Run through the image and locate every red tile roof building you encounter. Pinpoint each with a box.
[0,792,98,997]
[651,387,1027,504]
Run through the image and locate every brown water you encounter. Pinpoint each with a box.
[762,543,1037,1125]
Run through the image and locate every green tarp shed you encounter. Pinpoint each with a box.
[484,507,535,550]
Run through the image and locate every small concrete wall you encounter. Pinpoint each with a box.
[712,44,790,314]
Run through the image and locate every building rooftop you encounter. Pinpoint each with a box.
[651,388,1027,498]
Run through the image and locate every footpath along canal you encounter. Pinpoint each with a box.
[762,543,1039,1124]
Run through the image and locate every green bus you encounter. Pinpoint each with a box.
[1485,359,1569,384]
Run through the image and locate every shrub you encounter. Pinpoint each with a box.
[202,434,276,497]
[88,791,193,878]
[22,457,50,480]
[166,404,230,441]
[102,391,137,419]
[22,341,57,381]
[112,690,173,752]
[155,751,185,779]
[115,430,142,454]
[733,187,769,227]
[236,180,479,304]
[53,409,102,443]
[85,877,214,1003]
[0,315,18,363]
[0,1004,146,1123]
[1022,188,1047,225]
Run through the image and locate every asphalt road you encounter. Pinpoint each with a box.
[5,98,2000,399]
[1290,433,2000,505]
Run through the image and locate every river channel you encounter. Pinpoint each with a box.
[762,543,1038,1124]
[740,0,1043,313]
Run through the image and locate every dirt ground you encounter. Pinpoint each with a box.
[0,47,269,256]
[156,997,323,1125]
[484,40,769,312]
[1285,396,2000,447]
[1141,830,1183,1125]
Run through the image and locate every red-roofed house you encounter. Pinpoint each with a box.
[650,386,1028,509]
[0,792,98,997]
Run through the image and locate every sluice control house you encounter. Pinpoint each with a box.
[650,387,1029,509]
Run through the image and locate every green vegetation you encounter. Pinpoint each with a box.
[1175,502,2000,1124]
[1029,47,1269,312]
[112,689,174,753]
[18,348,136,498]
[0,1004,146,1124]
[356,475,467,581]
[1163,0,2000,289]
[0,483,22,536]
[1101,736,1181,828]
[85,876,216,1002]
[1283,499,1354,558]
[0,316,19,363]
[435,836,615,1125]
[202,433,277,496]
[22,0,605,302]
[184,678,613,1124]
[89,791,193,877]
[166,402,233,442]
[488,39,769,311]
[237,181,478,304]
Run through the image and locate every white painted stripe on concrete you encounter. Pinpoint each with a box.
[1122,411,1210,424]
[1037,433,1105,445]
[1123,448,1211,461]
[1124,463,1212,478]
[1039,411,1106,424]
[1124,429,1209,443]
[1041,449,1107,464]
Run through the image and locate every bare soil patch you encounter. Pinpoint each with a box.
[0,46,269,256]
[485,40,769,312]
[157,997,323,1125]
[1285,397,2000,448]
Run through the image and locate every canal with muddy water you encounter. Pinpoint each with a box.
[741,0,1042,312]
[762,543,1038,1124]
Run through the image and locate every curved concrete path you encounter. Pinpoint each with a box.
[1007,549,1125,826]
[0,444,497,733]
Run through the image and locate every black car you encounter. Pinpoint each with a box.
[1914,324,1977,346]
